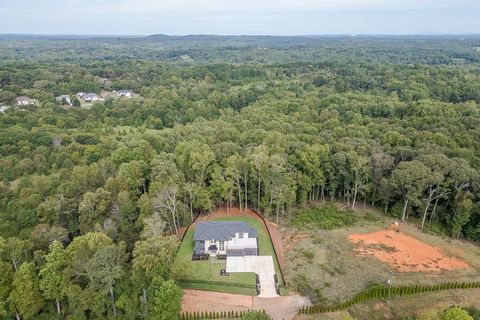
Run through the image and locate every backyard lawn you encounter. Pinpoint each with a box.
[172,215,285,295]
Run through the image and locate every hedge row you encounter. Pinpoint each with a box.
[181,309,267,319]
[299,281,480,314]
[179,279,257,289]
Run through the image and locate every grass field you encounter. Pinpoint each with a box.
[173,215,284,295]
[283,202,480,304]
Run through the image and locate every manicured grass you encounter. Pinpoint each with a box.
[172,215,285,295]
[178,282,257,296]
[213,216,284,287]
[173,226,257,295]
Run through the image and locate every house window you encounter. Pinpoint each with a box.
[219,241,225,251]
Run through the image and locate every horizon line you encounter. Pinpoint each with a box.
[1,33,480,37]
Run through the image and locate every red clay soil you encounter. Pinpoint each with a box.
[182,289,310,320]
[198,207,286,269]
[177,226,188,240]
[349,230,470,272]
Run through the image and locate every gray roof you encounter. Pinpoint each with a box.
[193,221,258,241]
[84,93,98,99]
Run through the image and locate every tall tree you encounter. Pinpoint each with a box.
[39,241,69,316]
[0,261,13,318]
[417,154,450,229]
[65,232,125,317]
[451,192,474,238]
[348,151,370,209]
[9,262,44,320]
[4,237,31,272]
[132,236,179,317]
[147,279,182,320]
[85,243,126,317]
[250,145,270,210]
[391,160,431,221]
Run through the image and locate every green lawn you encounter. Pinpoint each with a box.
[172,215,285,295]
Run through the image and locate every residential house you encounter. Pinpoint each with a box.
[16,96,38,107]
[116,90,132,98]
[193,221,258,257]
[56,95,72,106]
[84,93,103,102]
[16,96,31,107]
[0,105,11,113]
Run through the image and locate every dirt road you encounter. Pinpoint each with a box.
[182,289,310,320]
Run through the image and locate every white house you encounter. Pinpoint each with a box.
[15,96,38,107]
[16,96,31,107]
[84,93,103,102]
[116,90,132,98]
[193,221,258,257]
[56,95,72,106]
[0,105,11,113]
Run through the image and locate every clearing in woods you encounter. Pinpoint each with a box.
[174,207,285,295]
[283,203,480,304]
[349,229,470,272]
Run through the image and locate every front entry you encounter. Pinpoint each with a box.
[208,244,218,256]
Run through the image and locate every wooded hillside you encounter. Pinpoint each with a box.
[0,35,479,319]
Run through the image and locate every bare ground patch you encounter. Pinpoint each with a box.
[283,203,480,304]
[349,229,470,272]
[182,289,310,320]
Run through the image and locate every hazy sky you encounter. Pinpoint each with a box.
[0,0,479,35]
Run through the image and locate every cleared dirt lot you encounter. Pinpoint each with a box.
[283,204,480,303]
[182,289,310,320]
[349,229,470,272]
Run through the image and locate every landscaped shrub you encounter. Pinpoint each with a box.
[240,310,272,320]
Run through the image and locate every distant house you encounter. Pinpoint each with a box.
[116,90,132,98]
[56,95,72,106]
[0,105,11,113]
[84,93,103,102]
[16,96,38,107]
[16,96,31,107]
[193,221,258,257]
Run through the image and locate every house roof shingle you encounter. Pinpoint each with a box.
[193,221,258,241]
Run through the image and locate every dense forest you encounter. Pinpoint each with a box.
[0,35,480,319]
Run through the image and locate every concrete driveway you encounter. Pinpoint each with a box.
[226,256,278,298]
